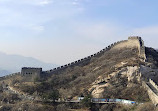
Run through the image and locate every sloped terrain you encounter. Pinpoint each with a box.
[0,37,157,111]
[48,47,143,98]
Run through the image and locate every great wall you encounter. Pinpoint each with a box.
[0,36,145,79]
[1,36,158,105]
[0,36,146,80]
[142,79,158,105]
[44,36,146,74]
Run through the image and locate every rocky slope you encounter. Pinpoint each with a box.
[0,36,158,111]
[43,37,146,100]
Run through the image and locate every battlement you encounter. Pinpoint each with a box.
[16,37,147,80]
[22,67,42,70]
[44,36,147,74]
[45,40,127,74]
[128,36,141,40]
[21,67,42,75]
[128,36,144,46]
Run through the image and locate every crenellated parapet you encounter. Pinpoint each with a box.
[0,72,21,80]
[1,36,147,80]
[45,39,129,74]
[128,36,141,40]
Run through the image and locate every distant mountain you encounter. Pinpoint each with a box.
[0,69,12,76]
[0,52,58,76]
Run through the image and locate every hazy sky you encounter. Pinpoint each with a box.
[0,0,158,65]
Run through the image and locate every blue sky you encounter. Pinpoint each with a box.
[0,0,158,65]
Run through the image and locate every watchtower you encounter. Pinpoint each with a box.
[128,36,146,62]
[21,67,42,81]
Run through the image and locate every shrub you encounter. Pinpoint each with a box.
[56,104,69,111]
[42,90,60,102]
[136,102,155,111]
[81,94,92,108]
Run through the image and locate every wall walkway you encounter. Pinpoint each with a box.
[143,79,158,105]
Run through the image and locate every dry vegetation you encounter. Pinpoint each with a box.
[45,47,142,98]
[14,47,143,99]
[0,46,155,111]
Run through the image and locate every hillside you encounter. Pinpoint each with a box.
[0,36,158,111]
[42,37,146,99]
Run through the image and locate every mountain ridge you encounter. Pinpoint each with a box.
[1,36,158,111]
[0,52,57,76]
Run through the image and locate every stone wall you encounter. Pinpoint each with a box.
[149,79,158,92]
[112,38,138,50]
[111,36,146,62]
[15,36,143,77]
[0,36,146,80]
[0,72,21,80]
[45,39,132,74]
[142,80,158,105]
[138,37,146,62]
